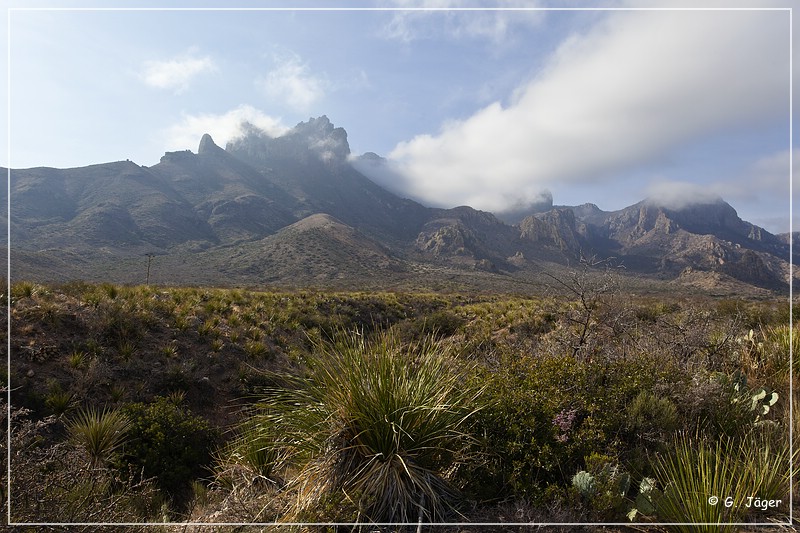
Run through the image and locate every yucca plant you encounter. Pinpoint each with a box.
[760,323,800,382]
[118,340,137,360]
[45,388,76,417]
[66,406,131,467]
[12,281,36,299]
[67,350,88,369]
[244,340,268,359]
[651,429,791,532]
[217,415,282,483]
[238,329,484,524]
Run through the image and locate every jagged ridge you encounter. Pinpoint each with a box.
[6,116,794,293]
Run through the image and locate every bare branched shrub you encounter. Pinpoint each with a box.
[543,255,628,361]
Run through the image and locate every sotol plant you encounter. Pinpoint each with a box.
[66,406,131,467]
[650,430,791,532]
[234,330,485,524]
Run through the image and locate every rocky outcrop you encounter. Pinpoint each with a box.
[198,133,226,156]
[416,221,474,257]
[519,208,584,254]
[227,115,350,165]
[290,115,350,162]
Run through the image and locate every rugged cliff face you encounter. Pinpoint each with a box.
[226,115,350,165]
[558,199,792,288]
[520,209,583,253]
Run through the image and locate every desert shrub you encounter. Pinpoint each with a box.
[119,397,219,505]
[45,382,76,417]
[467,346,686,502]
[11,281,38,300]
[98,302,144,344]
[715,299,788,329]
[469,352,600,500]
[634,300,681,323]
[100,282,119,300]
[67,349,89,369]
[403,309,466,340]
[758,323,800,382]
[307,294,412,335]
[231,329,484,524]
[683,369,782,440]
[570,452,633,521]
[243,339,269,358]
[509,309,557,336]
[618,390,680,476]
[624,391,679,444]
[214,414,284,503]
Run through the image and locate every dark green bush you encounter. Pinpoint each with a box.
[625,391,679,443]
[465,346,686,503]
[466,352,598,499]
[119,397,219,504]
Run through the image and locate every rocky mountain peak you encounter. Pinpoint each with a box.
[198,133,224,156]
[225,116,350,164]
[357,152,384,162]
[289,115,350,162]
[639,198,757,241]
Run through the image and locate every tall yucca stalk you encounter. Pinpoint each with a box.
[66,406,131,467]
[243,330,484,524]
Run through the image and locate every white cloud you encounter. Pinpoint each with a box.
[639,149,797,232]
[644,181,724,210]
[141,52,216,94]
[258,53,326,112]
[382,0,544,43]
[373,9,789,213]
[735,149,798,232]
[163,105,288,152]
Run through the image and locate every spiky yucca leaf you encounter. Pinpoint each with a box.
[241,330,483,524]
[652,430,791,532]
[66,406,131,467]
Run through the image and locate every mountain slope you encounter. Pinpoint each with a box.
[7,116,794,294]
[214,213,405,284]
[224,116,431,243]
[9,161,214,252]
[561,199,793,288]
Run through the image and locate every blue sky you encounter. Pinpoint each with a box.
[2,1,797,234]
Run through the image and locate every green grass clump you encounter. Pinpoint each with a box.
[45,386,76,417]
[233,330,484,524]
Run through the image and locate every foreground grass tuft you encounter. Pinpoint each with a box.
[228,329,485,524]
[650,429,792,531]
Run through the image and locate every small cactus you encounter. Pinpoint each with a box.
[750,386,778,417]
[627,477,660,521]
[572,470,596,497]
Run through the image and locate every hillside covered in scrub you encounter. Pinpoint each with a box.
[4,276,797,530]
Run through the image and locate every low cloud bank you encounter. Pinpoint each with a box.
[366,9,787,214]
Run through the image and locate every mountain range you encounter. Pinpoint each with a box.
[5,116,796,295]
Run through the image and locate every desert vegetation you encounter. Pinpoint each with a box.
[2,273,797,531]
